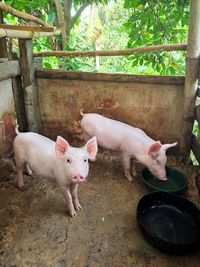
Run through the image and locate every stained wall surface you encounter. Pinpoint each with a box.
[37,71,184,155]
[0,77,16,156]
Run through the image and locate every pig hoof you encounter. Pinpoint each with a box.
[132,171,137,176]
[125,174,133,182]
[69,209,77,217]
[74,202,82,211]
[17,184,24,191]
[17,181,24,190]
[127,177,133,182]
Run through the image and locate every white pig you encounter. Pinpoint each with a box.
[80,111,177,182]
[13,126,98,217]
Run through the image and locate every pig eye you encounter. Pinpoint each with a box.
[156,159,160,164]
[66,157,72,164]
[83,157,88,163]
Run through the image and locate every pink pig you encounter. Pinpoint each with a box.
[80,111,177,182]
[13,127,98,217]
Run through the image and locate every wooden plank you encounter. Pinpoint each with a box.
[191,134,200,164]
[19,39,33,87]
[0,24,55,32]
[0,28,6,38]
[0,60,21,81]
[34,44,187,58]
[0,58,8,63]
[11,76,28,132]
[35,69,185,85]
[195,104,200,124]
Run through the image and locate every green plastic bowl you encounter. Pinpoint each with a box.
[141,167,188,194]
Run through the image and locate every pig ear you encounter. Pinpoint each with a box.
[148,141,162,155]
[162,142,177,151]
[55,136,70,159]
[85,136,98,161]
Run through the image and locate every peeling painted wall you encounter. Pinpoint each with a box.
[0,78,16,157]
[37,73,184,156]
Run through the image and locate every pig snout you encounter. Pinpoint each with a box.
[72,174,85,183]
[155,170,167,181]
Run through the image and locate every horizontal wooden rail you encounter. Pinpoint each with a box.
[191,134,200,164]
[34,44,187,58]
[35,69,185,84]
[0,28,60,39]
[0,60,21,81]
[0,24,55,32]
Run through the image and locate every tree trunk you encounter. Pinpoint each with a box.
[64,0,72,44]
[54,0,67,50]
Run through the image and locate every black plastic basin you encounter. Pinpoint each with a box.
[136,191,200,254]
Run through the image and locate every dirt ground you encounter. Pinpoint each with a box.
[0,154,200,267]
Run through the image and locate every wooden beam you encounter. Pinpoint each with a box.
[0,28,6,38]
[0,2,48,26]
[35,69,185,85]
[0,24,55,32]
[195,104,200,124]
[34,44,187,58]
[0,28,60,39]
[181,0,200,163]
[0,60,21,81]
[11,76,28,132]
[19,39,41,132]
[191,134,200,164]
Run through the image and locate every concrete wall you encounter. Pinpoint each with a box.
[36,70,184,156]
[0,65,16,156]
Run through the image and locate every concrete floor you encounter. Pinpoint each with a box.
[0,154,200,267]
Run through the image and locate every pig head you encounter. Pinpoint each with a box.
[144,141,177,180]
[14,128,98,217]
[80,111,177,182]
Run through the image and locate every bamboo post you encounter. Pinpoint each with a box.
[19,39,41,132]
[181,0,200,162]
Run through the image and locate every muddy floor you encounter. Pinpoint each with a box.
[0,154,200,267]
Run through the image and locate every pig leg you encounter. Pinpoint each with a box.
[131,158,137,176]
[70,183,82,211]
[15,158,25,189]
[25,162,33,176]
[58,183,76,217]
[120,153,133,182]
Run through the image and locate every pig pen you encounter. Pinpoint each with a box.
[0,64,200,266]
[1,1,200,265]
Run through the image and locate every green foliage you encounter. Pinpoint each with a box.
[123,0,189,75]
[4,0,51,23]
[3,0,189,75]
